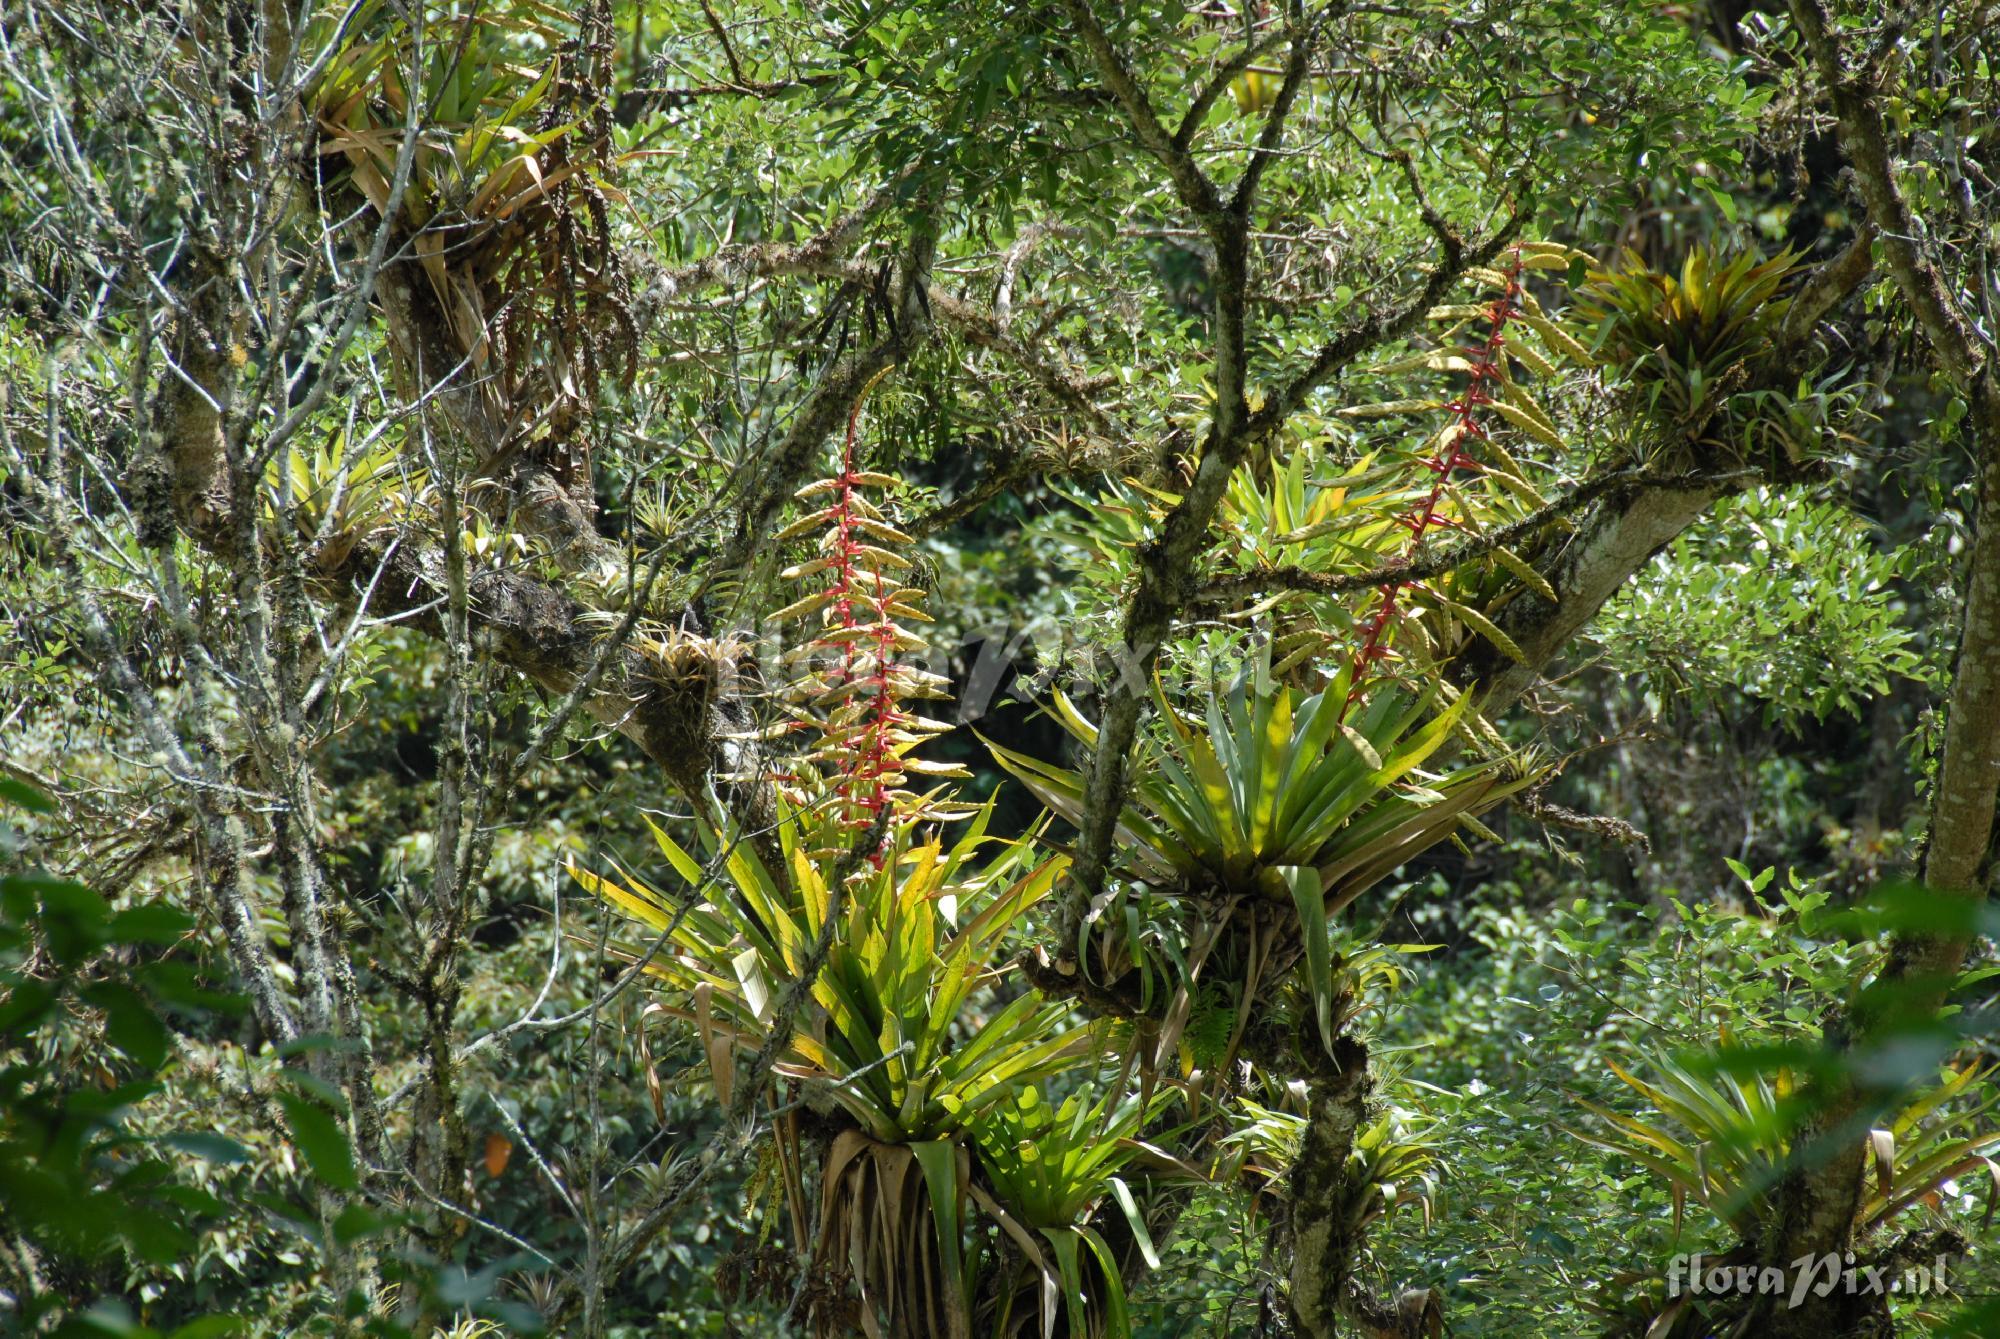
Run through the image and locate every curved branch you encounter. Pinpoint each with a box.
[1174,26,1290,150]
[1061,221,1518,936]
[1059,0,1227,223]
[1194,465,1751,605]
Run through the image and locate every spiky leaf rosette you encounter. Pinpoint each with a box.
[1574,245,1815,462]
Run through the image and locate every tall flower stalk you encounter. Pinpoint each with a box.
[1345,247,1528,713]
[773,371,965,850]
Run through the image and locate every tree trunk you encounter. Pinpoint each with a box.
[1755,10,2000,1333]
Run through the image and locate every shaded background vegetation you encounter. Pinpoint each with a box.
[3,0,1997,1335]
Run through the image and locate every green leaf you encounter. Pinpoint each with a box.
[1284,866,1335,1056]
[1108,1175,1160,1269]
[1043,1227,1091,1339]
[161,1133,251,1164]
[910,1140,970,1311]
[332,1202,386,1246]
[278,1091,359,1191]
[84,982,170,1070]
[108,903,196,946]
[1079,1225,1133,1337]
[168,1319,248,1339]
[0,777,55,812]
[1705,182,1739,224]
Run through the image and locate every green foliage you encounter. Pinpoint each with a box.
[307,1,575,226]
[1041,252,1597,682]
[575,796,1123,1335]
[9,0,1996,1334]
[974,1084,1174,1339]
[1573,1039,2000,1241]
[1577,245,1864,467]
[1361,877,2000,1337]
[0,783,246,1331]
[263,428,430,571]
[1582,246,1799,390]
[575,801,1093,1143]
[991,671,1533,1055]
[990,670,1536,913]
[1217,1082,1441,1239]
[1597,487,1933,722]
[306,0,632,458]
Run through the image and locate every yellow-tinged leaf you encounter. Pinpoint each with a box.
[567,860,675,931]
[1459,812,1503,845]
[1517,240,1589,261]
[1272,637,1322,679]
[1438,597,1529,664]
[1048,687,1100,747]
[903,758,972,777]
[1491,546,1558,602]
[1482,447,1548,508]
[1368,352,1479,377]
[1502,382,1562,438]
[775,506,841,543]
[1506,338,1559,381]
[1338,398,1446,419]
[642,817,707,887]
[1490,400,1566,450]
[771,589,836,623]
[841,543,913,570]
[1338,723,1383,770]
[1519,314,1596,366]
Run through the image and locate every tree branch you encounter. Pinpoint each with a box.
[703,216,940,592]
[1173,25,1290,151]
[540,811,888,1328]
[1194,466,1743,605]
[1059,0,1227,224]
[801,254,1127,447]
[1230,3,1323,219]
[1248,211,1522,438]
[1753,13,2000,1321]
[1791,0,1987,386]
[1059,220,1515,940]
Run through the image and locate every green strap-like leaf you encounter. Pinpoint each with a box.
[1284,865,1335,1057]
[1108,1175,1161,1271]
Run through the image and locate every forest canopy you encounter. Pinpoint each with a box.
[2,1,1998,1336]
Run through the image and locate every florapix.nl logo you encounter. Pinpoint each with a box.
[1666,1251,1955,1309]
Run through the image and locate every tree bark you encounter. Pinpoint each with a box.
[1752,8,2000,1334]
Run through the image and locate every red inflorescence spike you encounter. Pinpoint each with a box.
[797,386,904,846]
[1343,246,1528,717]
